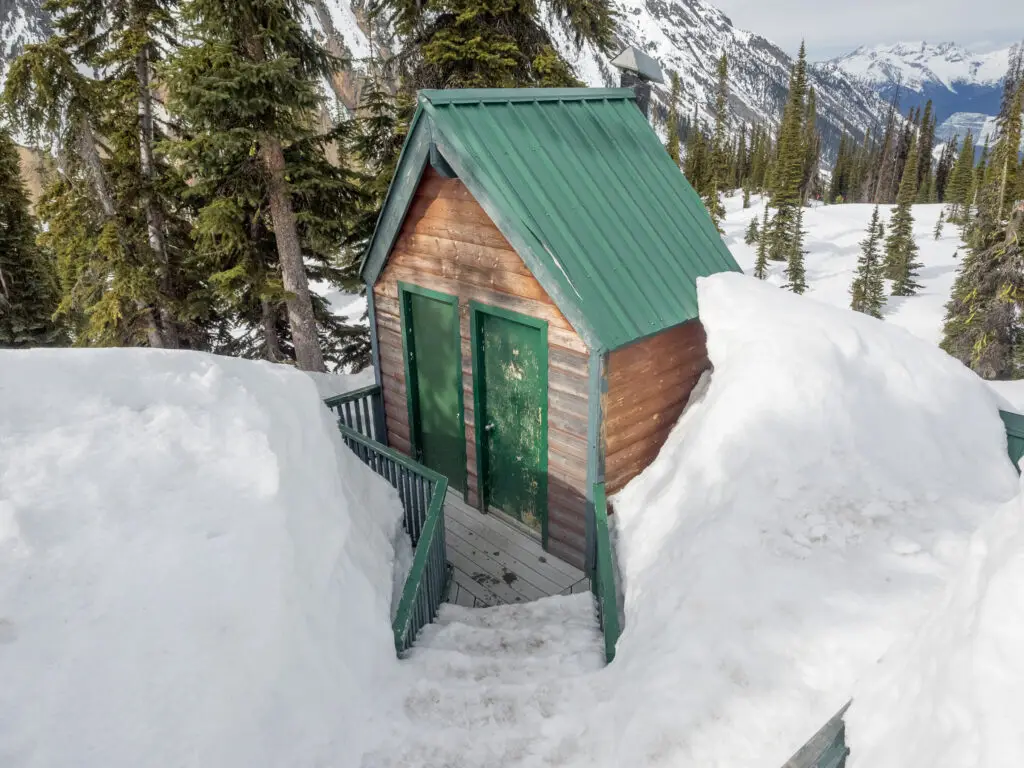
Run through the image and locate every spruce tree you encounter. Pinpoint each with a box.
[784,204,808,294]
[942,210,1024,378]
[992,83,1022,221]
[666,71,682,165]
[163,0,354,371]
[886,132,923,296]
[942,61,1024,377]
[703,53,729,232]
[744,217,759,245]
[381,0,614,88]
[935,134,958,202]
[948,132,976,223]
[915,100,936,202]
[934,209,945,240]
[3,0,194,348]
[767,42,808,261]
[800,87,821,203]
[753,205,770,279]
[850,206,886,317]
[0,129,64,347]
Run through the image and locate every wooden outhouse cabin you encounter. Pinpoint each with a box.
[361,88,740,569]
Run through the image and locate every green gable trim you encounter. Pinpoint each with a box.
[363,88,741,351]
[421,88,634,105]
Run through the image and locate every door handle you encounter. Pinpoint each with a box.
[484,423,495,432]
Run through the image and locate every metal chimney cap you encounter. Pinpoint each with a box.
[609,46,665,84]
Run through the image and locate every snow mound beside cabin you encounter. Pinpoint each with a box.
[599,273,1018,766]
[0,350,405,767]
[847,481,1024,767]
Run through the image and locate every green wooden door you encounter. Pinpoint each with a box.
[473,305,548,540]
[402,285,466,492]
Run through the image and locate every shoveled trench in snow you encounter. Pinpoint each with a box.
[3,269,1023,766]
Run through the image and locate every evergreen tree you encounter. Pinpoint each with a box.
[915,99,936,202]
[767,42,808,261]
[380,0,614,88]
[850,205,886,317]
[3,0,194,348]
[942,209,1024,378]
[753,205,770,279]
[886,131,923,295]
[947,132,976,222]
[164,0,364,371]
[784,204,808,294]
[0,129,64,346]
[800,87,821,202]
[934,209,945,240]
[703,53,729,232]
[742,186,751,209]
[829,132,850,203]
[934,133,958,202]
[992,83,1022,221]
[744,216,759,245]
[665,71,681,165]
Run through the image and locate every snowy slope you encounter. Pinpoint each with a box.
[723,196,962,347]
[0,349,407,766]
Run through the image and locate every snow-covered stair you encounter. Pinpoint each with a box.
[363,593,605,768]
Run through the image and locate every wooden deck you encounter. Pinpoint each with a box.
[444,490,590,607]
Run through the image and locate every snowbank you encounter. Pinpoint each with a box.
[0,350,405,767]
[597,273,1018,766]
[848,481,1024,767]
[305,366,376,399]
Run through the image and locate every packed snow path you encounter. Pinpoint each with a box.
[363,594,605,767]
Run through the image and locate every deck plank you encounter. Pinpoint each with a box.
[446,518,566,597]
[442,489,587,607]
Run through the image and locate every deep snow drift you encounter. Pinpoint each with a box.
[0,350,405,767]
[597,273,1019,766]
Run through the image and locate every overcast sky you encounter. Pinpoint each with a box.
[711,0,1022,60]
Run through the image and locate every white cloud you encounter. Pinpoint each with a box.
[711,0,1022,60]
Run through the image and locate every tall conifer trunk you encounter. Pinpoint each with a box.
[78,115,165,348]
[134,39,179,348]
[261,137,327,372]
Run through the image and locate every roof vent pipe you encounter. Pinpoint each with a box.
[609,47,665,120]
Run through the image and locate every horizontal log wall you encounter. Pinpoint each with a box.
[603,320,710,495]
[374,167,591,569]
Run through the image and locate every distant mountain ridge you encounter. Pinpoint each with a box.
[821,41,1013,127]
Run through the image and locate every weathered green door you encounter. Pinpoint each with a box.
[473,306,548,540]
[401,284,466,492]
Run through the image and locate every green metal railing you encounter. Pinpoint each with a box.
[335,422,449,654]
[783,702,851,768]
[592,482,622,663]
[325,385,386,443]
[999,409,1024,471]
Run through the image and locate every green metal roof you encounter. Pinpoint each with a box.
[361,88,741,351]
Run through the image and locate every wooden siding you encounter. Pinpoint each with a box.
[603,321,710,495]
[374,167,590,569]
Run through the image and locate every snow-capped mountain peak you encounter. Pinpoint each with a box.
[825,41,1010,94]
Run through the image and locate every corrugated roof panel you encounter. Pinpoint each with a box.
[403,89,741,350]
